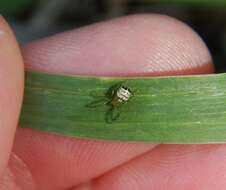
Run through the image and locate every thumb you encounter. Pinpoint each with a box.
[0,16,24,177]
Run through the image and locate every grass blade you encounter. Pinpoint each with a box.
[19,71,226,144]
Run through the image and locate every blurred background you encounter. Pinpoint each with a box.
[0,0,226,72]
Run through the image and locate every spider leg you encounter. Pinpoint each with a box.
[86,97,108,108]
[105,107,121,124]
[86,90,108,108]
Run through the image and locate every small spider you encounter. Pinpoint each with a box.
[111,85,132,107]
[87,83,133,123]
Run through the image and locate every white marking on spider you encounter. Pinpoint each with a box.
[117,86,131,102]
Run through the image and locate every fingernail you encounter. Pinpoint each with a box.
[0,15,12,36]
[0,17,5,36]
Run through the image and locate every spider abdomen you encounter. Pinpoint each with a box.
[117,86,131,101]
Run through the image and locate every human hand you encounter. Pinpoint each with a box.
[0,14,222,190]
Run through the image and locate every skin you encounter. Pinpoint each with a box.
[0,14,224,190]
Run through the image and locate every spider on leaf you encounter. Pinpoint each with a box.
[86,82,135,123]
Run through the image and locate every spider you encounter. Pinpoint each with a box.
[86,82,133,123]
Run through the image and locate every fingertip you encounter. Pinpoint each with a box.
[23,14,213,76]
[0,16,24,176]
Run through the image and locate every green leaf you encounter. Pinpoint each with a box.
[19,71,226,144]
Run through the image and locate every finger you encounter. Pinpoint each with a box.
[14,14,213,190]
[23,15,213,76]
[0,154,36,190]
[0,16,24,177]
[89,145,226,190]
